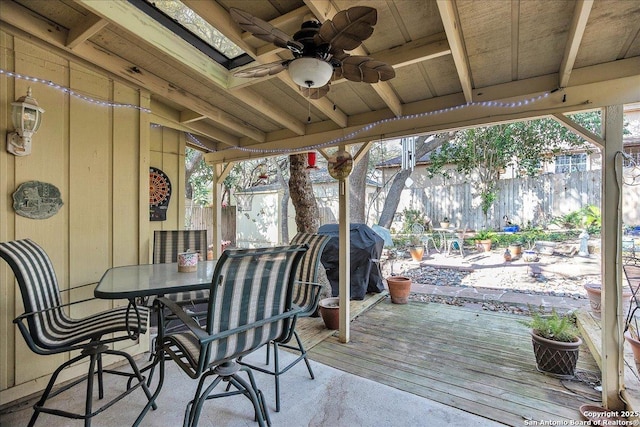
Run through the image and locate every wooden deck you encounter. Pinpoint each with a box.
[302,299,602,426]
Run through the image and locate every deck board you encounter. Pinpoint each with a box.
[305,300,602,426]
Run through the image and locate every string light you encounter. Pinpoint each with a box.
[1,69,551,154]
[0,69,151,113]
[222,92,551,155]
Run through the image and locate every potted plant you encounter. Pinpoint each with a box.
[474,229,494,252]
[407,235,424,262]
[439,217,450,229]
[319,297,340,329]
[521,308,582,378]
[386,275,412,304]
[508,240,523,257]
[583,282,632,319]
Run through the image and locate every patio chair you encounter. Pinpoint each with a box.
[411,223,438,254]
[152,230,208,327]
[156,245,307,427]
[0,239,154,427]
[239,232,330,412]
[446,225,469,257]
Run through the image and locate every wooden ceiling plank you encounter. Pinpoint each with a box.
[180,110,206,124]
[372,33,450,70]
[305,0,403,117]
[0,1,261,144]
[73,0,228,87]
[76,0,306,137]
[511,0,520,81]
[559,0,594,88]
[66,14,108,50]
[185,0,348,128]
[437,0,473,103]
[233,87,305,135]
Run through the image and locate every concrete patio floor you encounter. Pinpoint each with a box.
[0,345,502,426]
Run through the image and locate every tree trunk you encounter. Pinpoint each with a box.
[289,153,320,233]
[377,134,450,228]
[349,149,369,223]
[184,149,203,199]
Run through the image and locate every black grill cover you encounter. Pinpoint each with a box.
[318,223,385,300]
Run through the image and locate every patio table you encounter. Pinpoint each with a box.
[95,260,217,426]
[432,227,457,252]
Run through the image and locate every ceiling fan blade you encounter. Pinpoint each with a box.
[230,8,303,52]
[340,56,396,83]
[233,61,288,79]
[316,6,377,52]
[300,84,330,99]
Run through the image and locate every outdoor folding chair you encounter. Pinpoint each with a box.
[155,245,307,427]
[239,232,330,412]
[0,239,153,427]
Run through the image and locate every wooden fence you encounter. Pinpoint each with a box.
[407,170,638,231]
[186,170,639,241]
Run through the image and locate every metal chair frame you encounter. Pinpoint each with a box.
[238,233,330,412]
[0,239,154,427]
[154,245,307,427]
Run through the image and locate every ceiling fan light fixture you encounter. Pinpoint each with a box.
[288,57,333,88]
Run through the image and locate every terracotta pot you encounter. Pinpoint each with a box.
[319,297,340,330]
[386,276,411,304]
[508,243,522,256]
[584,283,632,319]
[439,222,450,229]
[477,239,492,252]
[624,330,640,363]
[408,245,424,262]
[530,330,582,378]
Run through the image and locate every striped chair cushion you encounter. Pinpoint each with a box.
[153,230,208,304]
[289,233,330,314]
[163,245,306,372]
[0,239,147,351]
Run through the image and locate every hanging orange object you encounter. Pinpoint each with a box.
[307,151,318,169]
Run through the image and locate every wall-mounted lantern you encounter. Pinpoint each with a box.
[7,87,45,156]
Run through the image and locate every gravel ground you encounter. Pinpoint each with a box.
[380,246,601,315]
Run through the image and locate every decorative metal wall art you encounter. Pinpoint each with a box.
[13,181,63,219]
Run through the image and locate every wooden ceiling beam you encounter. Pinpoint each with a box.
[66,14,108,50]
[206,57,640,163]
[305,0,403,117]
[0,0,260,144]
[75,0,306,137]
[559,0,594,89]
[552,112,604,148]
[182,0,346,129]
[437,0,474,103]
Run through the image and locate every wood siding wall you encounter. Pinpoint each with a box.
[0,31,183,405]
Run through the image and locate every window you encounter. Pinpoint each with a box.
[131,0,253,69]
[554,153,587,173]
[624,146,640,167]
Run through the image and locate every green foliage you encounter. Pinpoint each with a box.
[520,308,579,342]
[402,208,426,233]
[474,229,496,240]
[550,204,601,233]
[426,113,604,219]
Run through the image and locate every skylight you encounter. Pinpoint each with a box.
[131,0,252,69]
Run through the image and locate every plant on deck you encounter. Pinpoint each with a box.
[521,309,579,342]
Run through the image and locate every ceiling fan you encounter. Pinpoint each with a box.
[230,6,395,99]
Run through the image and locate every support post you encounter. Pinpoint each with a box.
[338,177,350,343]
[212,163,224,259]
[600,104,624,410]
